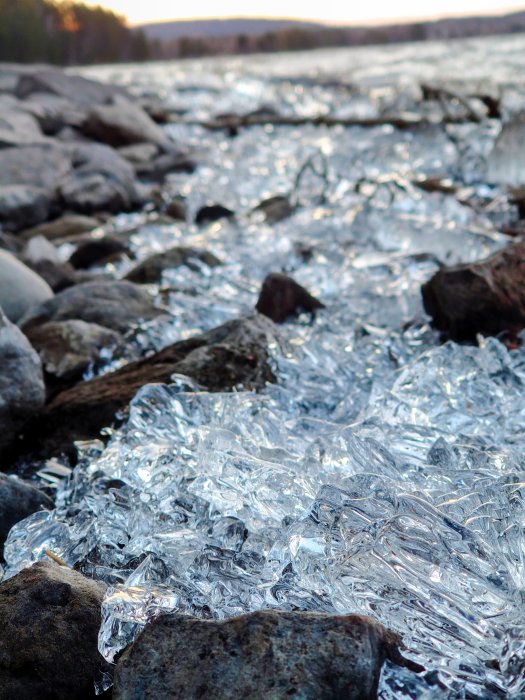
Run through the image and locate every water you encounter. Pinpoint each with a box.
[6,34,525,697]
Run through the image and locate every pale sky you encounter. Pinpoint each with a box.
[88,0,525,26]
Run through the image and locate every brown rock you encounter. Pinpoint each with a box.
[125,247,221,284]
[113,610,414,700]
[16,315,276,460]
[69,237,130,270]
[256,272,325,323]
[0,561,110,700]
[421,242,525,342]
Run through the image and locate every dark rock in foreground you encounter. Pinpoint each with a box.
[195,204,235,225]
[0,475,53,557]
[0,308,45,452]
[114,610,412,700]
[256,272,325,323]
[421,242,525,342]
[125,246,221,284]
[20,280,161,334]
[0,561,110,700]
[18,315,276,460]
[69,236,130,270]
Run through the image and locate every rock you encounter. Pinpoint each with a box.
[421,241,525,342]
[20,215,99,242]
[82,95,175,150]
[0,475,53,556]
[20,280,161,334]
[135,153,196,182]
[0,560,110,700]
[253,195,295,223]
[113,610,412,700]
[69,237,130,270]
[195,204,234,225]
[165,196,187,221]
[24,260,77,293]
[125,247,221,284]
[0,250,54,322]
[20,93,86,136]
[61,142,145,214]
[0,144,72,230]
[0,185,51,232]
[0,307,45,453]
[487,116,525,187]
[17,315,276,460]
[16,68,127,106]
[24,320,122,382]
[118,142,159,165]
[0,233,23,255]
[0,95,49,147]
[256,272,325,323]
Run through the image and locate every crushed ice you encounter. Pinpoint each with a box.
[6,35,525,698]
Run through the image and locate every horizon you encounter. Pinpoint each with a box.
[81,1,525,27]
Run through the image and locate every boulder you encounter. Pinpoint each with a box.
[25,320,122,381]
[0,561,110,700]
[20,215,99,242]
[20,280,161,334]
[20,93,86,135]
[421,241,525,342]
[253,194,295,223]
[135,153,196,182]
[118,142,159,165]
[195,204,234,225]
[125,246,221,284]
[17,315,276,460]
[113,610,412,700]
[16,68,127,106]
[61,142,146,214]
[82,96,174,150]
[0,307,45,452]
[487,116,525,187]
[0,475,53,556]
[0,250,53,322]
[24,260,77,293]
[256,272,325,323]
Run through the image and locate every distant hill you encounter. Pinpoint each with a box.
[139,17,327,41]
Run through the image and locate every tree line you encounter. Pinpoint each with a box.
[0,0,153,64]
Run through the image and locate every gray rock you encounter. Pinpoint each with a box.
[125,246,221,284]
[0,475,53,555]
[0,185,51,231]
[165,195,187,221]
[118,142,159,165]
[20,214,100,242]
[0,307,45,452]
[0,95,49,147]
[487,115,525,187]
[20,92,86,135]
[0,560,111,700]
[113,610,410,700]
[25,320,122,380]
[0,143,72,191]
[0,250,54,322]
[61,142,145,214]
[20,280,161,333]
[82,95,174,150]
[24,259,77,293]
[16,68,127,106]
[253,194,295,223]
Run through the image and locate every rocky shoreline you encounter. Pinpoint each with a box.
[1,56,525,698]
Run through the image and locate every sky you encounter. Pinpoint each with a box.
[87,0,525,26]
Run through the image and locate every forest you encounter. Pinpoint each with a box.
[0,0,152,64]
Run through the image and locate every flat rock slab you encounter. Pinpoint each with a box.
[0,561,110,700]
[421,241,525,341]
[20,280,161,334]
[113,610,408,700]
[16,68,128,106]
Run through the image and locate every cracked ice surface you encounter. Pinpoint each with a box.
[6,35,525,698]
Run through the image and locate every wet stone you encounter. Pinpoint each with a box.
[195,204,235,225]
[0,475,53,557]
[125,246,221,284]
